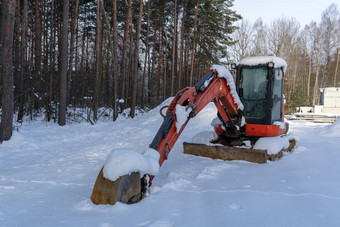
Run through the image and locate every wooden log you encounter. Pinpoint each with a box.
[183,142,267,164]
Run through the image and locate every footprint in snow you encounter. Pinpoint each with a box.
[99,223,113,227]
[229,204,242,210]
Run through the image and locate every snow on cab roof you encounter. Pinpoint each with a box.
[237,56,287,72]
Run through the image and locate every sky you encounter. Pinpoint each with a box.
[232,0,338,27]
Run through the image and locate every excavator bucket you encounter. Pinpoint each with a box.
[91,168,146,205]
[183,138,296,164]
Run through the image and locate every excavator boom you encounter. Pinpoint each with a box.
[150,68,242,167]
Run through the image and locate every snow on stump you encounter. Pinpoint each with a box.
[91,148,160,205]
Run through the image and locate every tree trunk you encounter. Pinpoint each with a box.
[156,24,163,104]
[307,47,312,105]
[334,48,339,86]
[112,0,118,120]
[58,0,69,126]
[93,0,102,122]
[312,41,322,106]
[127,25,134,106]
[17,0,27,123]
[13,0,20,98]
[130,0,143,118]
[68,0,79,104]
[141,0,150,109]
[48,0,55,122]
[171,0,177,96]
[149,1,158,105]
[189,0,199,86]
[34,0,42,77]
[0,0,16,142]
[163,32,168,100]
[121,0,132,108]
[178,5,185,90]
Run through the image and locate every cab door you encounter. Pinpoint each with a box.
[238,66,270,124]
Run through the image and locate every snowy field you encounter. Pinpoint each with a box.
[1,100,340,227]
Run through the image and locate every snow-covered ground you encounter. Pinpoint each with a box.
[1,100,340,227]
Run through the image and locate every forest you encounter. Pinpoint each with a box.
[0,0,339,142]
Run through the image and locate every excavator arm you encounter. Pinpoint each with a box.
[150,69,242,169]
[91,66,244,205]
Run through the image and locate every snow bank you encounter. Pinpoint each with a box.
[237,56,287,73]
[210,65,244,111]
[103,148,160,181]
[175,104,191,134]
[191,131,218,144]
[211,117,222,127]
[253,136,290,155]
[320,118,340,137]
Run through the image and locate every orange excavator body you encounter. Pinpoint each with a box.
[91,57,295,205]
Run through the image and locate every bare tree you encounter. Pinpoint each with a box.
[311,22,322,106]
[251,18,268,56]
[231,19,253,61]
[320,4,339,87]
[267,17,300,58]
[335,47,340,86]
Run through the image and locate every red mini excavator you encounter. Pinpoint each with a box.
[91,56,296,205]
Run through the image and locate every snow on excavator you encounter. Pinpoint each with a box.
[91,56,296,205]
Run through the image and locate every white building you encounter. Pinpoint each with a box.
[318,87,340,114]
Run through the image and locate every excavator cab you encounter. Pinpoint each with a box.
[234,57,288,137]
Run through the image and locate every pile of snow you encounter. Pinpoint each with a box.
[320,118,340,137]
[253,135,290,155]
[211,117,222,127]
[191,131,218,144]
[210,65,244,111]
[103,148,160,181]
[238,56,287,73]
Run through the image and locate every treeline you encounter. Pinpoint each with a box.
[0,0,239,129]
[230,4,340,112]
